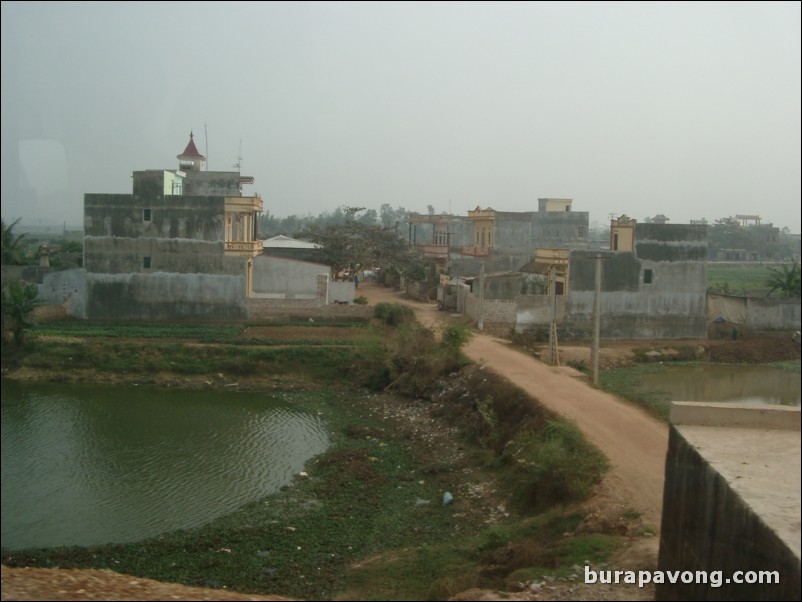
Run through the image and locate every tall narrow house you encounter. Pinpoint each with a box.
[83,133,263,320]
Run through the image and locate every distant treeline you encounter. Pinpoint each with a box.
[260,204,413,238]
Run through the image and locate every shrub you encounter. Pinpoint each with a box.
[385,323,438,397]
[439,321,473,363]
[567,359,588,373]
[374,303,414,326]
[503,420,608,512]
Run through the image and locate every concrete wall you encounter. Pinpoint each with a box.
[707,294,801,331]
[566,225,708,339]
[409,216,473,247]
[450,253,531,276]
[482,300,517,335]
[532,210,589,249]
[463,291,517,336]
[247,298,373,322]
[83,189,251,321]
[744,297,801,331]
[182,170,243,196]
[566,290,707,339]
[329,280,356,304]
[85,236,231,275]
[635,223,708,260]
[658,402,800,601]
[85,271,247,320]
[493,212,536,255]
[38,268,87,319]
[515,294,567,332]
[482,273,525,300]
[85,194,226,247]
[253,256,329,299]
[490,210,590,254]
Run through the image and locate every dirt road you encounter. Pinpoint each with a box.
[360,282,668,528]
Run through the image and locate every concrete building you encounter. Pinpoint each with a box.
[461,221,709,339]
[444,199,590,277]
[565,222,708,338]
[463,199,589,259]
[407,213,472,263]
[610,215,636,251]
[83,133,263,320]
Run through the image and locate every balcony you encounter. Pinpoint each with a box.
[533,247,570,265]
[225,240,263,256]
[460,245,491,257]
[225,195,263,213]
[419,244,449,258]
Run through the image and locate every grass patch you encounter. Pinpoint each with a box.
[5,337,377,384]
[767,360,801,373]
[30,321,245,343]
[599,364,673,421]
[707,264,775,295]
[340,512,621,600]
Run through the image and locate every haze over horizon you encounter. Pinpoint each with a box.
[2,2,800,232]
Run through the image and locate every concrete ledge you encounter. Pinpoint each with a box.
[670,401,801,431]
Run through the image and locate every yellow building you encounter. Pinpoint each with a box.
[610,215,636,252]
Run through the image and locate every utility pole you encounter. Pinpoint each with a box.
[591,253,607,385]
[548,264,557,365]
[478,261,486,331]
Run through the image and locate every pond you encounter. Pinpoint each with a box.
[0,380,330,550]
[637,364,800,406]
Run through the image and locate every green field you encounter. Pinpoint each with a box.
[707,263,779,295]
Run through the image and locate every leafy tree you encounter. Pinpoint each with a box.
[59,239,84,254]
[766,261,801,298]
[2,218,27,265]
[357,208,378,225]
[1,281,38,346]
[707,216,758,258]
[298,221,419,276]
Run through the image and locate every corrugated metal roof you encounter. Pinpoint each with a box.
[262,235,321,249]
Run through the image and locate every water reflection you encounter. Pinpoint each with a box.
[638,365,800,406]
[1,380,329,550]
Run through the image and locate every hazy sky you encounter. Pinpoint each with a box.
[2,1,800,231]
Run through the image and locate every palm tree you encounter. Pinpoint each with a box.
[1,281,39,346]
[766,261,801,298]
[1,218,27,265]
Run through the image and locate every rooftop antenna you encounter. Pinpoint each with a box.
[204,122,209,171]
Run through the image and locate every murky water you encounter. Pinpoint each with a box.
[0,380,330,550]
[637,364,800,406]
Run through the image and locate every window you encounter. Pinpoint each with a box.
[143,208,151,221]
[578,226,586,238]
[644,269,653,284]
[613,233,619,250]
[143,256,151,269]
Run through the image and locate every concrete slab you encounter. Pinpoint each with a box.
[673,402,801,558]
